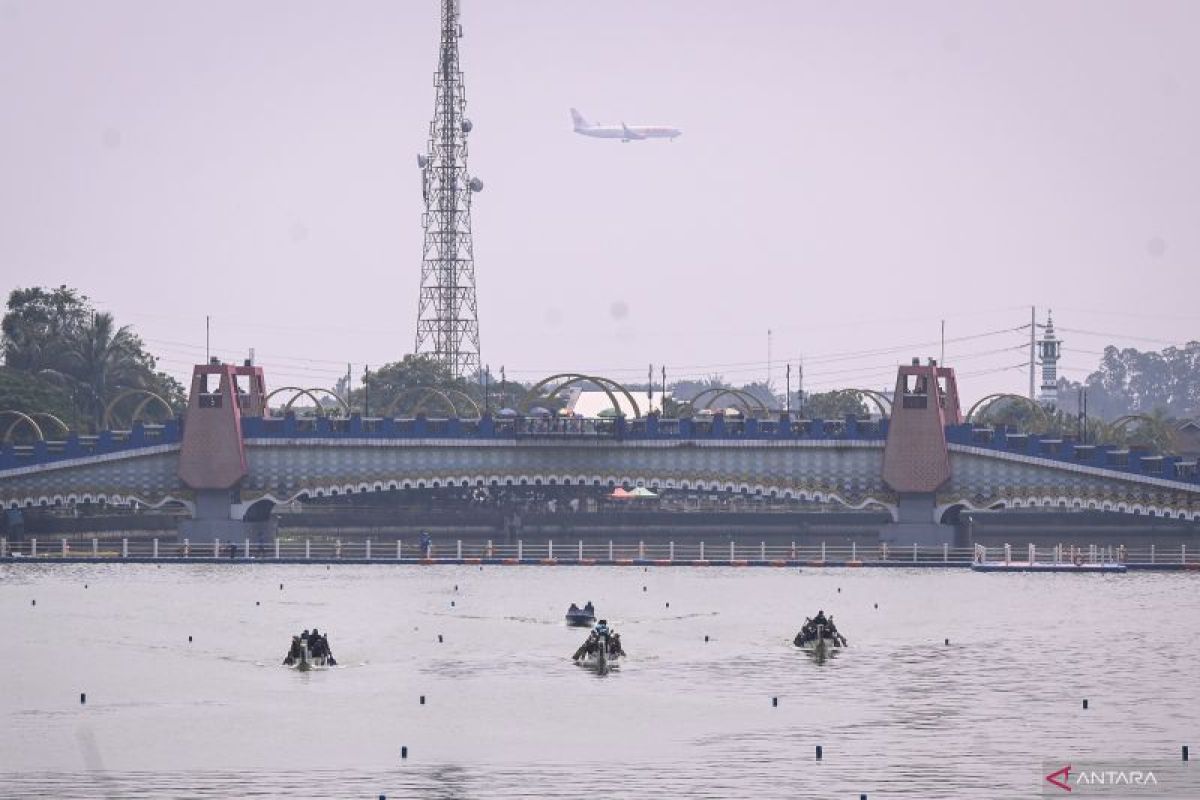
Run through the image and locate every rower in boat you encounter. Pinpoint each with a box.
[283,628,338,669]
[794,610,848,650]
[572,619,625,664]
[565,600,597,626]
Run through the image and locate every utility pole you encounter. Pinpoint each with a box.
[786,363,791,414]
[798,358,805,417]
[647,364,653,414]
[767,329,773,392]
[1029,305,1036,400]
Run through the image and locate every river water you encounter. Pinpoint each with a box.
[3,563,1197,798]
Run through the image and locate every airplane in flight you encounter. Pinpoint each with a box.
[571,108,682,142]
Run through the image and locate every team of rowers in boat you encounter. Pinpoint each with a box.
[793,610,849,647]
[282,628,338,667]
[572,618,627,661]
[281,608,843,667]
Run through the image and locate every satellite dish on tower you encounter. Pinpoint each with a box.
[468,177,484,192]
[461,119,473,133]
[417,154,429,168]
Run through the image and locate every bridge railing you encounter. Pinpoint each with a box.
[237,413,890,443]
[0,420,183,473]
[947,424,1200,486]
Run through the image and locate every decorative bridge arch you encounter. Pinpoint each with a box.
[264,387,350,416]
[965,393,1050,426]
[103,389,175,430]
[382,386,481,419]
[677,387,771,418]
[520,374,641,418]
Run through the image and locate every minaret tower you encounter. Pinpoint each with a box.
[413,0,482,379]
[1037,311,1062,407]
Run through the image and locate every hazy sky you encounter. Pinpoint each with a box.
[2,0,1197,404]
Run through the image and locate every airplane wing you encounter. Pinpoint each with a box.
[621,122,645,141]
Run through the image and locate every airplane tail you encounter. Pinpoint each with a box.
[570,108,588,130]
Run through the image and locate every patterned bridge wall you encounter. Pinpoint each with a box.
[3,438,1200,523]
[237,438,895,513]
[943,445,1200,520]
[0,445,186,510]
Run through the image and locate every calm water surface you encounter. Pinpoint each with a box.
[4,563,1197,798]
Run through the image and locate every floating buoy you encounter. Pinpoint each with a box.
[772,697,778,707]
[188,635,193,643]
[401,746,408,759]
[454,585,458,591]
[438,634,443,643]
[85,584,88,589]
[873,603,878,609]
[837,587,841,593]
[816,745,823,760]
[420,695,425,705]
[31,600,36,606]
[80,693,86,704]
[1083,699,1088,709]
[256,601,260,606]
[944,638,949,645]
[1183,745,1189,762]
[643,586,647,592]
[280,583,283,590]
[665,602,670,608]
[451,601,455,607]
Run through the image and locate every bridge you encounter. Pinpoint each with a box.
[1,360,1198,544]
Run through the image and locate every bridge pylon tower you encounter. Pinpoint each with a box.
[413,0,483,380]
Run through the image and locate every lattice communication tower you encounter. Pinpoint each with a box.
[413,0,482,379]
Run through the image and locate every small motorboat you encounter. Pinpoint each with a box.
[565,602,596,626]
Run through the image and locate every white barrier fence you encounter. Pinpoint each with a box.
[1,536,1197,566]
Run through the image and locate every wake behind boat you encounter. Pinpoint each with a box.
[283,628,337,671]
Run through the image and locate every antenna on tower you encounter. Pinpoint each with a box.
[414,0,482,379]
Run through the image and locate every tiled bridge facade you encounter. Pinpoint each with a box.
[2,361,1198,541]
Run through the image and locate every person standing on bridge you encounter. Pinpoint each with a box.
[420,531,433,558]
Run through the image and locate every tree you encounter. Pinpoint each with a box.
[802,390,869,419]
[349,354,464,417]
[2,287,184,432]
[1,285,90,372]
[44,312,157,429]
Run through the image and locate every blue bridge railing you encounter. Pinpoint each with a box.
[2,414,1197,488]
[0,421,182,473]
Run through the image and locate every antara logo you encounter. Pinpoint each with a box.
[1045,764,1072,792]
[1045,763,1160,791]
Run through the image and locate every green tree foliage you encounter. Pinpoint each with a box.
[1,285,90,372]
[350,354,474,417]
[1,286,184,433]
[801,390,870,419]
[1057,342,1200,420]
